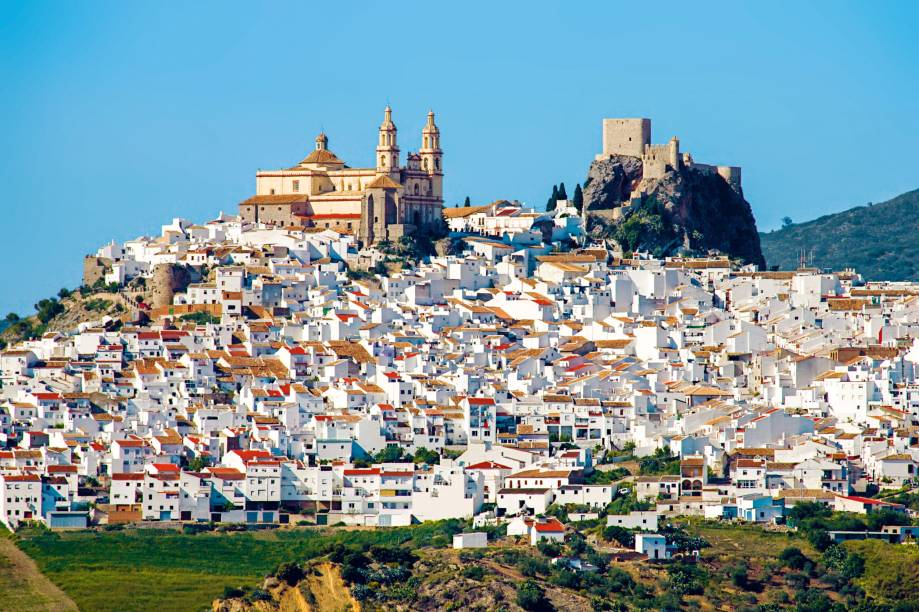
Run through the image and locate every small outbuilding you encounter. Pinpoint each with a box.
[453,532,488,549]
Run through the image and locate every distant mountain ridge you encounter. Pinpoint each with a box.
[759,188,919,280]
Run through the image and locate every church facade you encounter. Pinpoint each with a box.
[239,107,444,245]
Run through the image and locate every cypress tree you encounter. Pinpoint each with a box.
[573,183,584,211]
[557,182,568,201]
[463,196,471,207]
[546,184,559,211]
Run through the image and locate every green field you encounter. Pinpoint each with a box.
[13,522,460,612]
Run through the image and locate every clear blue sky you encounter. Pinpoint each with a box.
[2,1,918,316]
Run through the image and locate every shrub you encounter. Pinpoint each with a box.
[822,545,865,581]
[638,447,681,476]
[537,539,562,558]
[462,565,485,581]
[222,586,246,599]
[245,588,272,603]
[667,561,707,596]
[275,561,304,586]
[550,568,580,589]
[779,547,810,570]
[606,568,635,593]
[369,544,417,566]
[516,579,551,611]
[794,588,836,612]
[730,561,750,588]
[517,555,550,577]
[602,526,635,548]
[807,529,832,552]
[784,571,809,590]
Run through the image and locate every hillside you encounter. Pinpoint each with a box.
[9,516,919,611]
[760,188,919,279]
[582,155,765,267]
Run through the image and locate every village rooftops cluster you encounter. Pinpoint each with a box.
[1,207,918,535]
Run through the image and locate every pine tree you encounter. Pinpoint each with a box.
[463,196,471,207]
[557,182,568,201]
[573,183,584,211]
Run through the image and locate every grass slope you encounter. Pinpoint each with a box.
[759,188,919,280]
[14,523,458,612]
[0,529,77,612]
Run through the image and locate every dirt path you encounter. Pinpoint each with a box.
[0,535,78,611]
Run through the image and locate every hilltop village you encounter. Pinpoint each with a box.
[2,114,918,560]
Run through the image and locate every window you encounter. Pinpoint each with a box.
[293,180,300,192]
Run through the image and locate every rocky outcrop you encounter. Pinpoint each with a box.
[583,156,765,267]
[213,562,359,612]
[582,155,643,212]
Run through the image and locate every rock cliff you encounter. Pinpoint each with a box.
[582,156,765,267]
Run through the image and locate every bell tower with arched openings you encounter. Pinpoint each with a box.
[419,110,443,201]
[376,105,400,177]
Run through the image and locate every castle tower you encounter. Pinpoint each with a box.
[315,132,328,151]
[376,106,400,176]
[419,110,443,200]
[668,136,680,170]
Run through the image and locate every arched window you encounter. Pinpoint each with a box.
[435,159,440,170]
[414,183,419,195]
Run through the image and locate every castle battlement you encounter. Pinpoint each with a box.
[597,117,741,191]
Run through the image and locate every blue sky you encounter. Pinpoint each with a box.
[1,1,918,315]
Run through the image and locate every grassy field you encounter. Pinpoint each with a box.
[0,529,77,612]
[692,522,817,560]
[13,522,460,612]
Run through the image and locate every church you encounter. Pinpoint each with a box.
[239,106,444,245]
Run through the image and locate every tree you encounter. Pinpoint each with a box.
[412,447,440,465]
[781,216,793,228]
[372,444,404,463]
[34,298,64,324]
[58,288,72,299]
[779,547,811,570]
[463,196,471,207]
[557,182,568,201]
[5,313,18,323]
[572,183,584,212]
[546,184,559,212]
[187,456,211,472]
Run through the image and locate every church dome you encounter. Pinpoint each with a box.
[298,148,344,166]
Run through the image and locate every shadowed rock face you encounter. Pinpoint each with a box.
[582,155,643,212]
[582,156,765,268]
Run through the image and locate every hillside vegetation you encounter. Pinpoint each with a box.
[760,188,919,279]
[9,516,919,611]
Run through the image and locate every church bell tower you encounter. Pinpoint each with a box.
[419,110,442,200]
[376,106,400,177]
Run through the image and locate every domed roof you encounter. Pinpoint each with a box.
[298,149,344,166]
